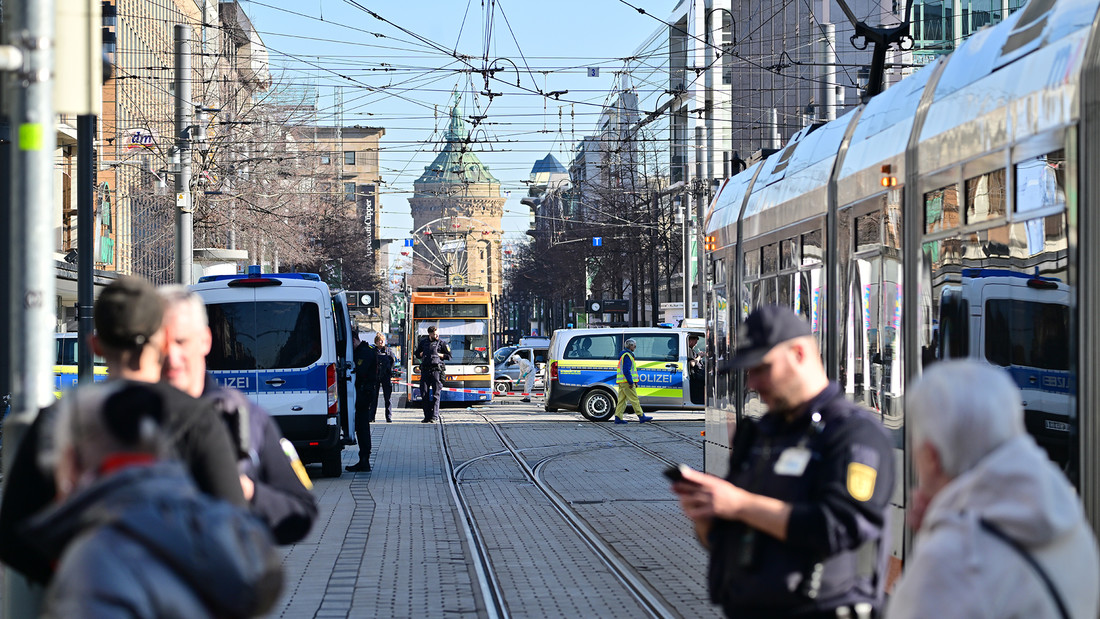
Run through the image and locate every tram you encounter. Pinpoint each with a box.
[702,0,1100,576]
[406,287,495,405]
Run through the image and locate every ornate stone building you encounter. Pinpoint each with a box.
[408,97,505,295]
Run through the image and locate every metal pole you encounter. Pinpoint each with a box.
[174,24,193,284]
[682,186,691,320]
[650,192,659,326]
[3,0,56,614]
[77,114,95,382]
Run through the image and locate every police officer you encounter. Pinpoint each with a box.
[415,326,450,423]
[671,305,895,619]
[373,333,397,423]
[349,329,376,471]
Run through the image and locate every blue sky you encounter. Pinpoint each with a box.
[240,0,673,244]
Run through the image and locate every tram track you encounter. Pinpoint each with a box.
[436,410,686,619]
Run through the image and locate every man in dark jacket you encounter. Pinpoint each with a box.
[373,333,398,423]
[671,305,895,619]
[414,326,451,423]
[349,329,376,471]
[0,276,245,584]
[29,381,283,619]
[159,285,318,543]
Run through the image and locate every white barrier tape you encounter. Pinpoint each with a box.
[394,379,542,398]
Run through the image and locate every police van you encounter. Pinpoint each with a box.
[544,327,705,421]
[53,332,108,396]
[191,267,357,477]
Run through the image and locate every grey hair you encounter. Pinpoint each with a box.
[157,284,208,327]
[908,359,1025,477]
[624,339,637,348]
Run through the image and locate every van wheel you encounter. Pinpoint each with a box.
[321,451,342,478]
[580,389,615,422]
[494,380,511,396]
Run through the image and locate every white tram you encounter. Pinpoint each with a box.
[703,0,1100,576]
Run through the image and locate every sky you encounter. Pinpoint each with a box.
[240,0,674,249]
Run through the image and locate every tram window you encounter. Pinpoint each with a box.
[778,273,794,308]
[855,213,882,253]
[797,272,812,320]
[1015,150,1066,214]
[762,243,779,274]
[744,249,761,279]
[761,278,778,305]
[780,238,797,270]
[802,230,823,265]
[925,185,960,234]
[966,169,1007,224]
[713,258,726,284]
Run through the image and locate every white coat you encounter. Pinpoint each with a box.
[887,435,1100,619]
[517,357,534,394]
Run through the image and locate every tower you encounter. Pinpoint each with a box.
[408,95,506,295]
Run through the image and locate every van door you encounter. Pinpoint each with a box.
[331,292,356,438]
[626,333,684,411]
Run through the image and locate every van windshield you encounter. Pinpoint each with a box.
[493,346,516,365]
[206,301,323,370]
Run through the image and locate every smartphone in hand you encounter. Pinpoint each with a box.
[663,464,697,483]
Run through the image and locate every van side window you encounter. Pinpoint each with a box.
[630,335,679,361]
[565,335,617,360]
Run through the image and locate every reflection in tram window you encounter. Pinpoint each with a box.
[1016,150,1066,213]
[965,169,1007,224]
[856,213,883,253]
[744,248,760,279]
[762,243,779,274]
[985,299,1069,371]
[802,229,823,265]
[778,273,793,308]
[925,185,960,233]
[781,238,798,270]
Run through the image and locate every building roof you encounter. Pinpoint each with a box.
[530,154,566,176]
[415,94,499,186]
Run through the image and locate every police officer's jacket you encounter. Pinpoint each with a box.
[708,381,895,618]
[415,336,450,369]
[354,342,378,389]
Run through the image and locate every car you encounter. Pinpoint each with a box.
[191,267,357,478]
[493,343,548,395]
[545,326,705,421]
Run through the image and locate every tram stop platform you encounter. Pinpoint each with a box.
[270,393,722,619]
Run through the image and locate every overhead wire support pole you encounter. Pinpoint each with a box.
[174,24,194,284]
[3,0,56,615]
[833,0,916,100]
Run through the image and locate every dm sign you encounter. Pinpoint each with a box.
[125,127,157,149]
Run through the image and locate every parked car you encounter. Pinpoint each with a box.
[493,343,548,395]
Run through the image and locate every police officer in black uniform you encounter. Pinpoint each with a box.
[348,330,376,472]
[671,305,895,619]
[415,326,450,423]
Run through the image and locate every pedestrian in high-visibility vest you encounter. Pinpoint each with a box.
[614,339,652,424]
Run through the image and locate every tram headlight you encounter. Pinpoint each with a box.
[412,367,421,375]
[474,365,489,374]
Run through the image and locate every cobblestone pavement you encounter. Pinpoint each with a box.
[267,395,724,619]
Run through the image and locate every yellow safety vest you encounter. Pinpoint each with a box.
[616,351,639,384]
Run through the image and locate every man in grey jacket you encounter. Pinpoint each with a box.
[888,360,1100,618]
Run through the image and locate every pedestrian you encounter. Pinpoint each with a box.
[887,360,1100,619]
[0,275,245,584]
[613,338,652,424]
[415,325,451,423]
[348,328,376,472]
[27,381,283,619]
[159,285,318,544]
[374,333,397,422]
[670,305,895,618]
[516,350,535,402]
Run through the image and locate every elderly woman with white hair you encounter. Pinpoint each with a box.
[887,360,1099,619]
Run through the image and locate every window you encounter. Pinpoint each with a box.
[565,334,618,360]
[630,334,679,361]
[320,152,331,165]
[344,151,355,166]
[344,182,356,202]
[925,185,960,234]
[802,230,823,265]
[965,169,1007,224]
[1015,150,1065,214]
[855,212,882,253]
[206,301,322,370]
[780,238,798,270]
[985,299,1069,370]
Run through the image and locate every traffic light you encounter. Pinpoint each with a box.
[704,235,717,251]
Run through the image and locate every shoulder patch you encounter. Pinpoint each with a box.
[847,462,877,502]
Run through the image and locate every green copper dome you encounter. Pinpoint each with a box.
[415,94,500,186]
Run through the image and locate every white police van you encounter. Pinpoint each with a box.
[192,267,357,477]
[545,327,705,421]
